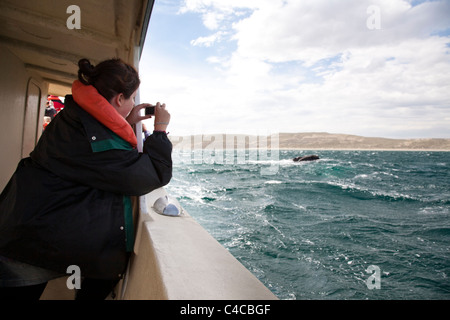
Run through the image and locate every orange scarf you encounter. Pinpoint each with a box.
[72,80,137,148]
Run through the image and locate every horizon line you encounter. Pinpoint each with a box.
[166,131,450,140]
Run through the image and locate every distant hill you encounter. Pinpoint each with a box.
[277,132,450,150]
[169,132,450,151]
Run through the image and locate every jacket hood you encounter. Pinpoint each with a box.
[72,80,137,148]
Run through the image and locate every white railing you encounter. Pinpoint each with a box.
[116,188,278,300]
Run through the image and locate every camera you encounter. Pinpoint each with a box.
[145,106,155,115]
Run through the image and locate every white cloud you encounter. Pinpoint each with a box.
[201,11,223,30]
[190,31,227,47]
[230,0,450,64]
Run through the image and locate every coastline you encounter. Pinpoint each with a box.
[169,132,450,152]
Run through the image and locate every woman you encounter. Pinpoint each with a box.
[0,58,172,299]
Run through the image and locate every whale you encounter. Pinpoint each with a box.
[293,155,320,162]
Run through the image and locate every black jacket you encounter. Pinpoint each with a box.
[0,96,172,279]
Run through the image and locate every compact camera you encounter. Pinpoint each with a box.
[145,106,155,115]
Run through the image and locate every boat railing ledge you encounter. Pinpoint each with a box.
[115,187,278,300]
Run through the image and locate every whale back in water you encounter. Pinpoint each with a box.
[293,155,320,162]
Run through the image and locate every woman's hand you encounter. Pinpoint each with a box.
[126,103,152,126]
[153,102,170,132]
[126,102,170,132]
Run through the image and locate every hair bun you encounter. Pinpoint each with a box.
[78,59,94,73]
[78,59,95,84]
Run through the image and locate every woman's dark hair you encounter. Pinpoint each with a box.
[78,58,140,102]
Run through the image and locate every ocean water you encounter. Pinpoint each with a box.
[166,150,450,300]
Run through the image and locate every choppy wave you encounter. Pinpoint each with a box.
[168,150,450,299]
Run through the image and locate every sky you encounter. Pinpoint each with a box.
[138,0,450,138]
